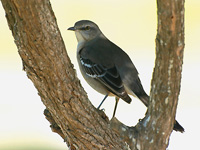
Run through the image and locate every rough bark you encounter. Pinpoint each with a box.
[134,0,185,149]
[1,1,127,149]
[1,0,184,150]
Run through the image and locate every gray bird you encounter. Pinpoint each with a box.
[68,20,184,132]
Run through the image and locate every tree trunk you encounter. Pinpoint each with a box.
[1,0,184,150]
[134,0,185,149]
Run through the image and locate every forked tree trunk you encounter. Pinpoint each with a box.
[1,0,184,150]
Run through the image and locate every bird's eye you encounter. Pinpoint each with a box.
[85,26,90,30]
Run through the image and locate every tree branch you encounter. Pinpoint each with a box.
[135,0,185,149]
[1,0,129,149]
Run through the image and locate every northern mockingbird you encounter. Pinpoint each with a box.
[68,20,184,132]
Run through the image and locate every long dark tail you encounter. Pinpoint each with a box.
[137,94,184,133]
[174,120,184,133]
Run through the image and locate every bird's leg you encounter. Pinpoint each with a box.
[112,97,119,118]
[97,94,108,109]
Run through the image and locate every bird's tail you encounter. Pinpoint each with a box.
[174,120,185,133]
[137,93,149,107]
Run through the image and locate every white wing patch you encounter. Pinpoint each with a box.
[80,57,106,78]
[80,58,92,68]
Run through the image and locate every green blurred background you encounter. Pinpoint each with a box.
[0,0,199,149]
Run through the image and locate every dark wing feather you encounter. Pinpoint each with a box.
[80,56,131,103]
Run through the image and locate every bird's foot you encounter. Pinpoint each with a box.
[97,108,109,123]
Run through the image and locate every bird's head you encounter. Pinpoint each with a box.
[68,20,102,43]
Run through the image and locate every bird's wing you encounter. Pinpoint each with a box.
[79,48,131,103]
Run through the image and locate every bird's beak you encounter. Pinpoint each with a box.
[68,27,75,31]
